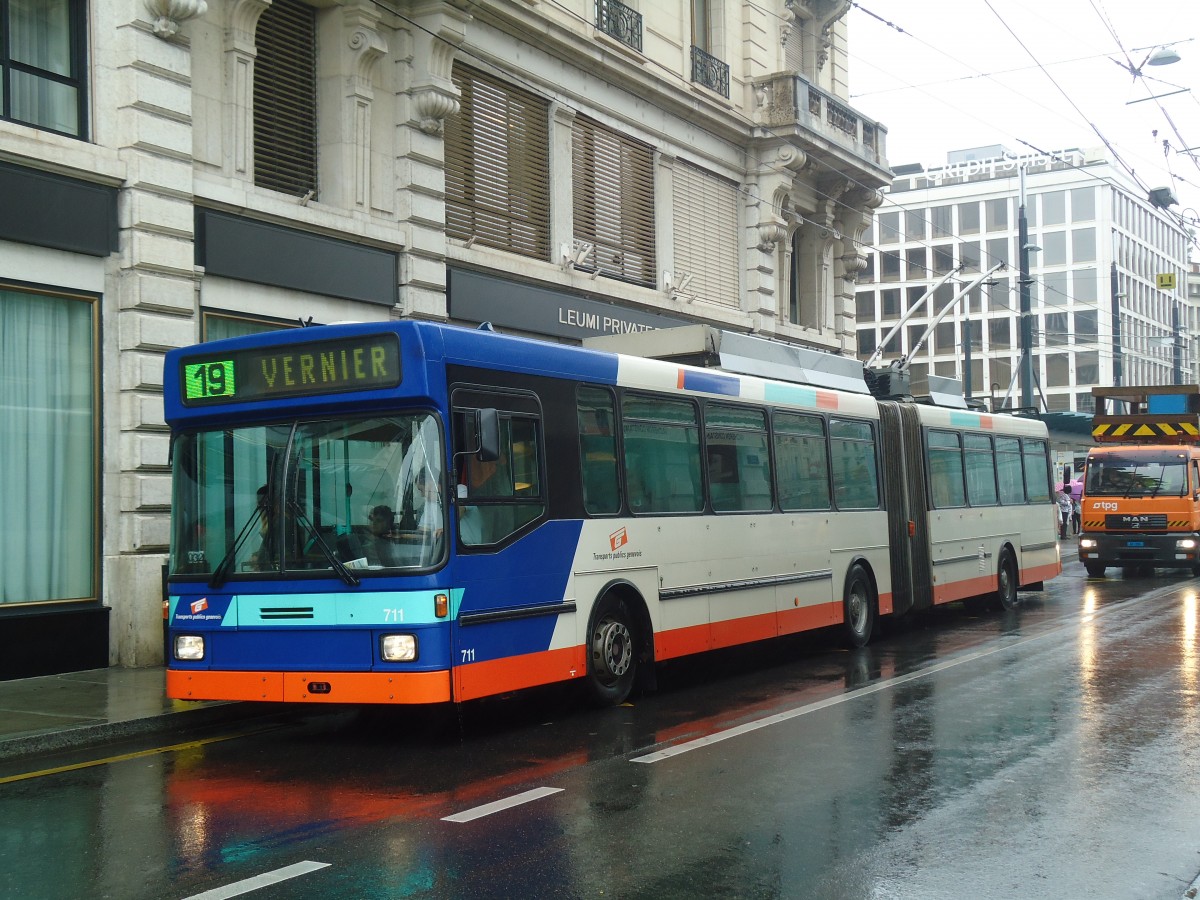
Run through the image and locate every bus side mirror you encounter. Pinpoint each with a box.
[476,408,500,463]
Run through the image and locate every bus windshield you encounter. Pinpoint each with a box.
[171,413,445,578]
[1084,453,1189,498]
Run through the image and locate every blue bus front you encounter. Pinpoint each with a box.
[164,324,461,703]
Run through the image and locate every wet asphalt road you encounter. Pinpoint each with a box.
[4,556,1200,899]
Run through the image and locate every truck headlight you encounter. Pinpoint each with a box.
[174,635,205,661]
[381,634,417,662]
[1177,539,1197,550]
[1079,538,1097,549]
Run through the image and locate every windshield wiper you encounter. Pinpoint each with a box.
[209,506,265,589]
[288,500,360,587]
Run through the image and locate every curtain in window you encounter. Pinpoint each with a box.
[203,313,287,342]
[8,0,79,134]
[0,289,95,604]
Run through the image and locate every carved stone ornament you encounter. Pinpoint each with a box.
[145,0,208,38]
[758,219,789,253]
[414,86,461,135]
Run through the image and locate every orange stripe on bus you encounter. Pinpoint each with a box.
[167,669,451,704]
[677,369,686,389]
[932,573,995,605]
[816,390,839,409]
[1022,561,1062,583]
[454,646,585,702]
[777,602,838,636]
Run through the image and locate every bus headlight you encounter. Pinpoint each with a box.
[1177,539,1197,550]
[381,634,417,662]
[1079,538,1097,549]
[174,635,205,661]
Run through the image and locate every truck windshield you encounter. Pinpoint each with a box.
[171,414,445,577]
[1084,454,1188,498]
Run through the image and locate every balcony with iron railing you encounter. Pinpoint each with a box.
[754,71,888,178]
[691,45,729,98]
[595,0,642,53]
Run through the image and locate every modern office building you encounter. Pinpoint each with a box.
[0,0,889,676]
[855,145,1191,413]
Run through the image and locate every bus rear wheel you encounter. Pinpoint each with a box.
[585,594,638,706]
[995,548,1019,611]
[842,564,876,649]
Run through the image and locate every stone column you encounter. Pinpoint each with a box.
[104,0,207,665]
[395,1,469,319]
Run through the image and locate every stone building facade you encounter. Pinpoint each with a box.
[0,0,889,675]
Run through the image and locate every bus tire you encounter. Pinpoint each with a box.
[842,564,876,649]
[995,548,1019,611]
[1084,561,1106,577]
[585,593,638,707]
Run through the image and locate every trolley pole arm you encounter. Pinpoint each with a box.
[901,262,1008,367]
[864,266,962,370]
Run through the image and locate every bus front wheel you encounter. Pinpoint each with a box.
[842,564,876,649]
[585,593,638,706]
[995,548,1019,611]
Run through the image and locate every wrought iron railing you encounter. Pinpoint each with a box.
[596,0,642,52]
[691,45,729,98]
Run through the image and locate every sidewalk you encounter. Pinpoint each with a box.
[0,667,252,762]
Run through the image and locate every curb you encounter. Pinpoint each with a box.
[0,701,275,763]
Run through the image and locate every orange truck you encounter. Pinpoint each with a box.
[1078,385,1200,578]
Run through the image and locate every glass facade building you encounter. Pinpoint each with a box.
[856,147,1191,412]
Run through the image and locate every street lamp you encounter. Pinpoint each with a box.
[1017,167,1041,411]
[1115,42,1184,79]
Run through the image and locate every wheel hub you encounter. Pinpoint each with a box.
[593,618,632,679]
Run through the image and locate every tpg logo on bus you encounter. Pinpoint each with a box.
[610,527,628,552]
[1092,501,1119,512]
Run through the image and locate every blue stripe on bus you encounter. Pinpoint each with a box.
[948,411,989,428]
[453,519,583,661]
[681,369,740,396]
[168,589,466,628]
[763,383,817,407]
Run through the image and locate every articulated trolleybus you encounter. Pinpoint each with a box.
[164,321,1060,707]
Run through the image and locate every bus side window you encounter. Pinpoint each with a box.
[577,386,619,515]
[452,398,545,547]
[1022,439,1051,503]
[1193,460,1200,498]
[621,394,701,515]
[926,429,965,508]
[830,418,880,509]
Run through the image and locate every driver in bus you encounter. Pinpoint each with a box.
[366,504,401,566]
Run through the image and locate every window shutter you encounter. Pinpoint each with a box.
[445,64,551,260]
[254,0,318,198]
[672,162,740,307]
[572,116,656,286]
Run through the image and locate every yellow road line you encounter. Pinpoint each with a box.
[0,730,259,784]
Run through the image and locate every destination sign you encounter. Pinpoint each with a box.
[180,333,401,405]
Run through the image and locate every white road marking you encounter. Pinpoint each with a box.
[180,861,330,899]
[633,580,1186,764]
[442,786,564,823]
[632,651,989,763]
